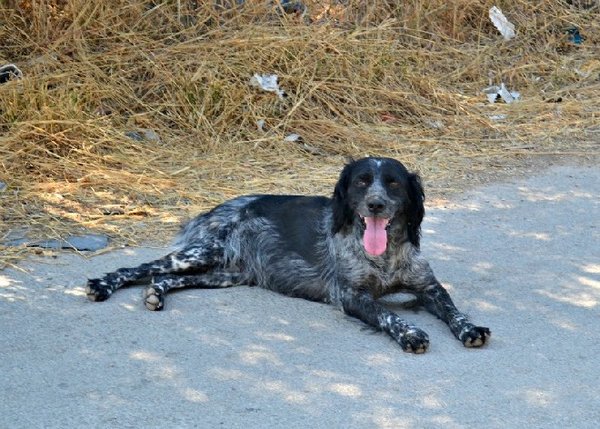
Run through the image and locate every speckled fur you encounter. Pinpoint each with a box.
[86,157,490,353]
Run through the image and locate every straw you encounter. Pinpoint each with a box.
[1,0,598,266]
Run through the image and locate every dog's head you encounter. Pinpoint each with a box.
[332,157,425,255]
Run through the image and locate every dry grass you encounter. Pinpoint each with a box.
[1,0,599,266]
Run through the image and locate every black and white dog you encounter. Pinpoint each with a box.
[87,157,490,353]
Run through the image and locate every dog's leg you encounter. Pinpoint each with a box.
[341,290,430,353]
[86,247,223,302]
[418,282,491,348]
[143,272,245,311]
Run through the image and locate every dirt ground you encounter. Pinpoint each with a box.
[1,160,598,429]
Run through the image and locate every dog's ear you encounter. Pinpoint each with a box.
[406,172,425,248]
[332,163,354,234]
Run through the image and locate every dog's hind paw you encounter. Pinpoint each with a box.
[459,325,491,348]
[399,328,430,354]
[144,286,165,311]
[85,278,113,302]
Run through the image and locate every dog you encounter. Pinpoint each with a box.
[86,157,490,353]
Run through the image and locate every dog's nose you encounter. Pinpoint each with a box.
[367,197,386,214]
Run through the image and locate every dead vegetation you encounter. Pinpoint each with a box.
[0,0,598,266]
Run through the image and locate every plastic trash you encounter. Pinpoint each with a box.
[489,6,515,40]
[249,73,286,100]
[280,0,307,16]
[565,27,584,44]
[217,0,307,16]
[0,63,23,84]
[483,83,520,104]
[125,128,161,143]
[284,133,302,142]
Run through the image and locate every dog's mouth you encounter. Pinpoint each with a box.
[359,216,390,256]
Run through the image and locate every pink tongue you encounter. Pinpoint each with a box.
[363,217,388,256]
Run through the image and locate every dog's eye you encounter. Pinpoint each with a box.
[354,176,371,187]
[388,180,400,188]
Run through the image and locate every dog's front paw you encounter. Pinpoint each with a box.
[398,328,430,354]
[85,278,113,302]
[459,325,491,348]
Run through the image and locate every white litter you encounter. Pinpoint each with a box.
[574,68,591,79]
[424,119,444,130]
[284,133,301,142]
[483,83,520,104]
[0,63,23,82]
[256,119,266,132]
[249,73,286,100]
[489,6,516,41]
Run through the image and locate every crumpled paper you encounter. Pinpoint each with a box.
[249,73,286,99]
